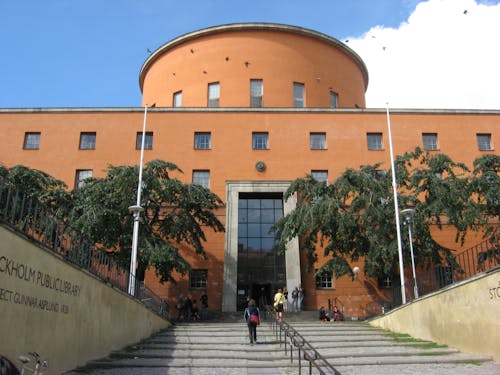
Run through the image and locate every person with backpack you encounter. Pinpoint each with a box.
[244,299,260,345]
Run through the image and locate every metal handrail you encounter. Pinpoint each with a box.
[266,306,341,375]
[0,179,169,319]
[414,234,500,298]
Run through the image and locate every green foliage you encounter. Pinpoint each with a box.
[0,164,71,221]
[274,148,497,280]
[1,162,224,283]
[471,154,500,229]
[67,159,225,282]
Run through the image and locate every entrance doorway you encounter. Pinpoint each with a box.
[236,193,285,310]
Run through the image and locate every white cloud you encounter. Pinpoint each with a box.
[346,0,500,109]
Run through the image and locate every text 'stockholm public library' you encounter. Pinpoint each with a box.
[1,23,498,318]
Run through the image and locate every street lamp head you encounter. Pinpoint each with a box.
[400,208,415,217]
[128,205,145,214]
[400,208,415,224]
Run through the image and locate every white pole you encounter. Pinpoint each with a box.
[128,105,148,295]
[408,224,419,299]
[386,104,406,305]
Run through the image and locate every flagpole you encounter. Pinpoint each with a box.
[386,103,406,304]
[128,105,148,295]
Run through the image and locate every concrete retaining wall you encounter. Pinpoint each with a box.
[370,267,500,361]
[0,225,170,374]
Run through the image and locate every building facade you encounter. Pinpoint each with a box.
[1,23,498,318]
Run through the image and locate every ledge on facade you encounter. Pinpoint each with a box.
[0,107,499,115]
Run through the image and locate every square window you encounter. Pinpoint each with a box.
[310,133,326,150]
[173,91,182,107]
[208,82,220,107]
[311,170,328,183]
[194,132,211,149]
[367,133,383,150]
[293,82,304,108]
[23,132,40,150]
[190,269,208,289]
[136,132,153,150]
[193,170,210,189]
[252,132,269,149]
[477,134,492,150]
[315,270,334,289]
[422,133,438,150]
[330,91,338,108]
[75,169,92,188]
[250,79,263,108]
[79,132,96,150]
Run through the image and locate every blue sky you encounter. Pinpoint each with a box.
[1,0,499,109]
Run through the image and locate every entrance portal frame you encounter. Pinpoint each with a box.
[222,181,301,311]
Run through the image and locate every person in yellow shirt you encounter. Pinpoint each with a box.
[273,288,286,323]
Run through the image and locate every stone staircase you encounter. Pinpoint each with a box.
[67,312,500,375]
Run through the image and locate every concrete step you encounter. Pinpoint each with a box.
[67,315,499,375]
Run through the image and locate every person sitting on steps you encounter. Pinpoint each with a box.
[319,306,330,322]
[332,305,342,321]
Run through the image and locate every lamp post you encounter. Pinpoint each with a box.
[128,105,150,296]
[386,104,406,305]
[353,266,360,280]
[401,208,418,299]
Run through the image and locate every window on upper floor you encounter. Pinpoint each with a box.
[316,269,334,289]
[194,132,211,149]
[136,132,153,150]
[477,133,492,151]
[367,133,383,150]
[173,91,182,107]
[310,133,326,150]
[330,91,338,108]
[23,132,41,150]
[208,82,220,107]
[79,132,96,150]
[250,79,263,108]
[293,82,305,108]
[311,170,328,183]
[252,132,269,150]
[190,269,208,289]
[422,133,439,150]
[193,170,210,189]
[75,169,93,189]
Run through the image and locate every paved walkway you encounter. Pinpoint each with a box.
[65,313,500,375]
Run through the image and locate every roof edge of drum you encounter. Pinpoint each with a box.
[138,22,369,92]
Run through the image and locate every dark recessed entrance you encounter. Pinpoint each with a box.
[236,193,285,310]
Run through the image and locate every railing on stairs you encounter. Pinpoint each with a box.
[0,178,169,319]
[416,235,499,298]
[384,234,500,311]
[266,306,341,375]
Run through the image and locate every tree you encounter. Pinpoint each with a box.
[273,147,491,281]
[0,164,71,221]
[67,159,225,283]
[471,154,500,232]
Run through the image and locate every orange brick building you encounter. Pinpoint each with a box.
[0,23,498,318]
